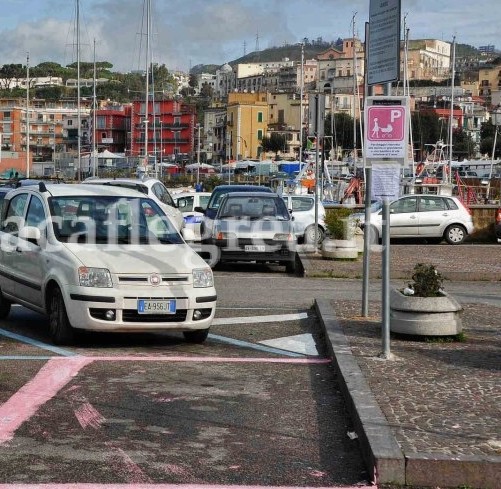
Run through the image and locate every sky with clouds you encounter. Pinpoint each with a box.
[0,0,498,73]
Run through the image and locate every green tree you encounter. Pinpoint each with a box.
[324,112,355,157]
[412,112,442,160]
[452,128,476,160]
[479,121,500,158]
[261,133,287,158]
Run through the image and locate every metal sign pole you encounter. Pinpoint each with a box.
[362,167,372,316]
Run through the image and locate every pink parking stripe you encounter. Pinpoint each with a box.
[89,356,331,364]
[0,485,373,489]
[0,357,93,444]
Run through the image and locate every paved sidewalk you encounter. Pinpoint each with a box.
[300,247,501,489]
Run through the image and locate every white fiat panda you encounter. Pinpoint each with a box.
[0,183,216,345]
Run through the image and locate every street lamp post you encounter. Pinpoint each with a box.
[486,106,501,202]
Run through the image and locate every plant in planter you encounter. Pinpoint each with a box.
[322,208,358,259]
[390,263,463,336]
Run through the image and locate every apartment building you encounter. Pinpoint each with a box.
[226,92,268,160]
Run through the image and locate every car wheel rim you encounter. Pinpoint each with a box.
[449,228,464,242]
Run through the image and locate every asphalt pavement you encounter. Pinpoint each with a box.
[300,244,501,489]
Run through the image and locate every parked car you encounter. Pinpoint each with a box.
[197,184,273,241]
[172,191,211,241]
[495,207,501,244]
[281,194,326,244]
[0,182,216,345]
[360,194,474,245]
[206,191,297,273]
[83,177,184,231]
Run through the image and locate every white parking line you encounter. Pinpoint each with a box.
[213,312,308,325]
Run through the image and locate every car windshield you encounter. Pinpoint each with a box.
[50,196,183,245]
[218,196,290,220]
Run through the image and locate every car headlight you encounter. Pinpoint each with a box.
[273,233,294,241]
[193,268,214,288]
[78,267,113,288]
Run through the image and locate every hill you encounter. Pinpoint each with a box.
[190,38,343,75]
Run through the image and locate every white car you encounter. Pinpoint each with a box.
[172,191,211,241]
[281,194,326,244]
[0,183,216,345]
[83,177,184,231]
[360,194,474,245]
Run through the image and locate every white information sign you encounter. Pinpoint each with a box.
[371,163,401,201]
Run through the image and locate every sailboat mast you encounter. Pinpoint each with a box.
[447,36,456,184]
[144,0,151,168]
[26,52,30,178]
[92,38,97,177]
[76,0,81,180]
[352,12,357,168]
[299,42,304,162]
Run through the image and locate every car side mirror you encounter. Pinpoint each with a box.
[181,227,196,242]
[19,225,42,244]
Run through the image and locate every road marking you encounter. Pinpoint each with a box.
[213,312,308,325]
[0,485,373,489]
[0,328,76,356]
[0,356,93,444]
[209,333,307,357]
[259,333,319,356]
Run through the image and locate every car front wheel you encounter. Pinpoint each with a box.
[183,328,209,343]
[0,288,12,319]
[444,224,466,245]
[48,286,76,345]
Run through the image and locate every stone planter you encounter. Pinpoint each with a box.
[321,238,359,260]
[390,288,463,336]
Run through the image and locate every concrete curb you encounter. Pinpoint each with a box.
[299,251,501,281]
[315,298,501,488]
[314,298,405,485]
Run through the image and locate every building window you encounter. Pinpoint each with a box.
[3,111,11,120]
[257,129,263,140]
[257,112,263,123]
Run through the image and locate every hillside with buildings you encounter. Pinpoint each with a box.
[0,36,500,180]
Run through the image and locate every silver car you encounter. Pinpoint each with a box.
[281,194,326,244]
[361,194,474,245]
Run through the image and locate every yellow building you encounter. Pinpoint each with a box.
[227,92,268,160]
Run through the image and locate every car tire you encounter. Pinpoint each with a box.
[48,286,76,345]
[183,328,209,343]
[0,288,12,319]
[304,225,325,245]
[285,254,298,274]
[444,224,466,245]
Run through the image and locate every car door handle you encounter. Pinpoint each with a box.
[16,246,23,253]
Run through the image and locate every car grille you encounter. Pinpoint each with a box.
[117,274,190,285]
[122,309,188,322]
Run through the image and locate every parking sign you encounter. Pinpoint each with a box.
[364,96,409,161]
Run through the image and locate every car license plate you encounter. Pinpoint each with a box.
[137,299,176,314]
[245,245,266,252]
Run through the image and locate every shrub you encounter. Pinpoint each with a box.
[325,207,355,239]
[408,263,444,297]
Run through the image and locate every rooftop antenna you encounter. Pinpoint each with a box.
[243,40,247,57]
